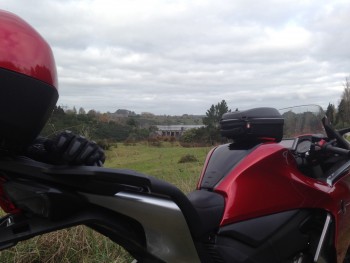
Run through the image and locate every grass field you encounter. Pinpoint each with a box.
[106,142,211,193]
[0,142,212,262]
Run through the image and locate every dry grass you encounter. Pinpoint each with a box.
[0,226,133,263]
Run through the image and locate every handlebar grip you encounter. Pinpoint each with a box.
[322,144,350,156]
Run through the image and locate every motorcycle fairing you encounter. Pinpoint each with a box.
[203,142,330,226]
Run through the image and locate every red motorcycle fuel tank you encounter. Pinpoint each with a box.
[198,142,332,225]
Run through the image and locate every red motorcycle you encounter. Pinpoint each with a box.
[1,105,350,263]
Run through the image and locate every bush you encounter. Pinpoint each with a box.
[124,136,136,146]
[96,139,113,150]
[178,154,198,163]
[147,137,162,147]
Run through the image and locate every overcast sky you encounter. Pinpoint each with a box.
[2,0,350,115]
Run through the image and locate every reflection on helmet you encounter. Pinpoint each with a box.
[0,10,59,152]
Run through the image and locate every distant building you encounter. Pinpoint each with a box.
[156,125,204,138]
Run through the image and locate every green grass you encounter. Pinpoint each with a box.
[0,142,211,262]
[107,142,210,193]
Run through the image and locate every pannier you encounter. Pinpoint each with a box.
[220,107,284,142]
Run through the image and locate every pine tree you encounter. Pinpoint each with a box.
[203,100,230,128]
[325,103,336,124]
[202,100,231,144]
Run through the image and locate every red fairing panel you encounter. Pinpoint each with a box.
[0,10,57,88]
[214,143,331,226]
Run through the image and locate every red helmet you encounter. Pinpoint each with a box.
[0,10,58,151]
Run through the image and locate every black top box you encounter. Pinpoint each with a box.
[220,107,284,142]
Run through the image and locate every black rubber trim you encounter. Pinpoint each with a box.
[218,210,299,247]
[200,142,260,189]
[212,209,312,263]
[187,190,225,235]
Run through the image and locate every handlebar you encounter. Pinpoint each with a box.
[322,143,350,157]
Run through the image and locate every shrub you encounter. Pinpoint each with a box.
[147,137,162,147]
[96,139,113,150]
[124,136,136,146]
[178,154,198,163]
[150,140,162,147]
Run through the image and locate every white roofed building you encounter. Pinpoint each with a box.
[156,125,204,138]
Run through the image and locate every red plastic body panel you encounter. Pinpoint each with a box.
[213,143,330,225]
[199,142,350,262]
[0,10,57,88]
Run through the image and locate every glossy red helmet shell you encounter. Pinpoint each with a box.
[0,10,59,151]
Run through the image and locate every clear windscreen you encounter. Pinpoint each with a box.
[279,105,326,138]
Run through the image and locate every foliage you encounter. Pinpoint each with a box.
[202,100,230,128]
[178,154,199,163]
[41,106,204,144]
[282,110,324,137]
[180,127,211,146]
[181,128,200,143]
[123,136,137,146]
[93,122,131,141]
[326,103,336,124]
[96,139,113,150]
[334,77,350,128]
[201,100,231,144]
[336,99,347,128]
[176,100,231,146]
[147,137,163,147]
[281,75,350,130]
[178,100,231,146]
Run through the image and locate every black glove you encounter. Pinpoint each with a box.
[26,131,105,166]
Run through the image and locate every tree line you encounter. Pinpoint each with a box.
[183,76,350,145]
[40,105,204,145]
[41,76,350,147]
[41,106,135,144]
[326,77,350,128]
